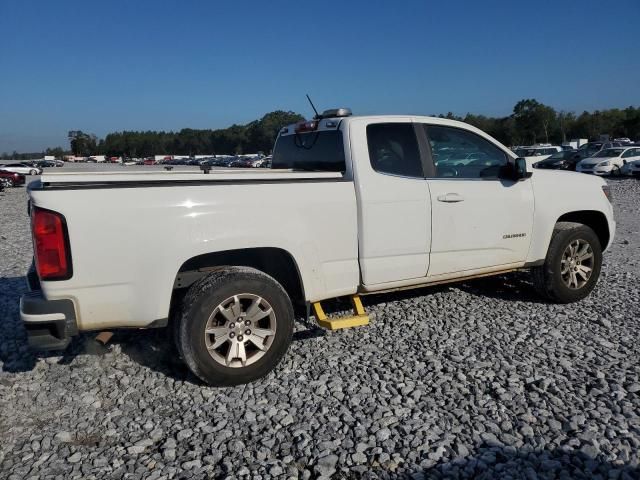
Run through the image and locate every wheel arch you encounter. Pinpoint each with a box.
[170,247,306,314]
[556,210,610,251]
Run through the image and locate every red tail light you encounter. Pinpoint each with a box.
[31,207,72,280]
[295,120,318,133]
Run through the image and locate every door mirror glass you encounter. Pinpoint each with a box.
[499,158,532,181]
[515,157,532,179]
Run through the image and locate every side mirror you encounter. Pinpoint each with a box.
[514,157,532,180]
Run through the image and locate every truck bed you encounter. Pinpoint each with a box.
[28,166,359,330]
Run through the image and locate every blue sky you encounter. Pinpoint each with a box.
[1,0,638,152]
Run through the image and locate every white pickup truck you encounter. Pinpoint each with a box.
[21,109,615,385]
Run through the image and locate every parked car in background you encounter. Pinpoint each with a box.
[562,139,588,150]
[35,160,63,168]
[623,158,640,177]
[0,169,26,187]
[0,163,42,175]
[514,145,562,167]
[614,137,632,144]
[533,150,580,171]
[260,156,272,168]
[621,161,634,176]
[251,157,268,168]
[575,141,624,160]
[576,147,640,176]
[228,157,255,168]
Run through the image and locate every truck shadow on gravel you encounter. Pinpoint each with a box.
[0,275,37,373]
[360,272,545,308]
[407,445,639,480]
[114,316,327,385]
[456,272,547,303]
[1,271,542,378]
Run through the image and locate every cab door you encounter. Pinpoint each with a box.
[350,118,432,285]
[421,123,534,276]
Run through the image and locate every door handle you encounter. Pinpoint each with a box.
[437,193,464,203]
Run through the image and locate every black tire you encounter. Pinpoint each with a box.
[177,267,294,386]
[29,169,38,176]
[531,222,602,303]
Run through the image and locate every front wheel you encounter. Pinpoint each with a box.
[531,222,602,303]
[29,169,38,176]
[177,267,294,386]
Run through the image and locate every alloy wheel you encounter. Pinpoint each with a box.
[560,239,594,289]
[204,294,277,368]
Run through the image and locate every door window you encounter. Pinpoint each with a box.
[366,123,423,178]
[425,125,508,179]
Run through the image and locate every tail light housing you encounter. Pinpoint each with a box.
[31,207,73,280]
[295,120,318,133]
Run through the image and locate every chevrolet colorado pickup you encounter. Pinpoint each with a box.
[21,109,615,385]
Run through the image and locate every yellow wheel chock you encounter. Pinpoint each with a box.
[312,295,370,330]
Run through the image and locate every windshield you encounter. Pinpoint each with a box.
[594,148,623,158]
[272,130,345,171]
[515,148,536,157]
[580,143,602,154]
[547,151,567,160]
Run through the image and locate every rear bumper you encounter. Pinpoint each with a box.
[21,267,78,350]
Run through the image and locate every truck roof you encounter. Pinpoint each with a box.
[280,114,490,135]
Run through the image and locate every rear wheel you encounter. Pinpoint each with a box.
[29,169,38,176]
[531,222,602,303]
[177,267,294,386]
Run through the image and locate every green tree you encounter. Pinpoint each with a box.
[512,99,556,144]
[557,111,576,143]
[246,110,304,153]
[68,130,98,156]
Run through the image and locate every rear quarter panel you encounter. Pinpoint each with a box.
[29,180,359,330]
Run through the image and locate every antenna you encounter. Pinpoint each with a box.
[306,94,320,119]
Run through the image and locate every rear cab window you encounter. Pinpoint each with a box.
[272,122,346,172]
[366,123,423,178]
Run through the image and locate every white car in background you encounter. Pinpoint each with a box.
[514,145,562,168]
[0,162,42,176]
[576,147,640,176]
[620,148,640,176]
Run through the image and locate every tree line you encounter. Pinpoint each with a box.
[2,100,639,160]
[65,110,304,158]
[447,100,640,147]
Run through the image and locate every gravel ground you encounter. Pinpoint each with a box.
[1,176,639,479]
